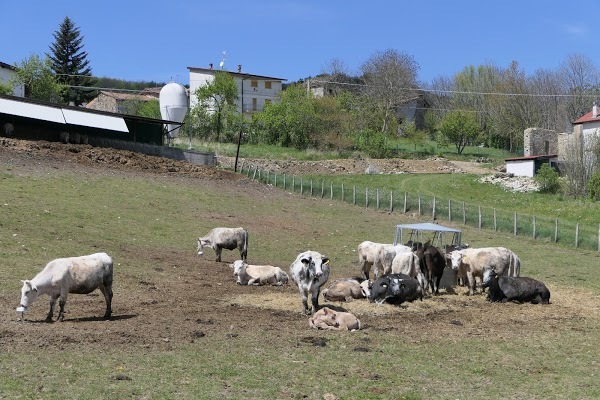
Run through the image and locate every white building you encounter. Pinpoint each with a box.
[0,61,25,97]
[188,64,285,118]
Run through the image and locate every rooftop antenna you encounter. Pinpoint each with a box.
[219,50,226,70]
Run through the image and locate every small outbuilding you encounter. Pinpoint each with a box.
[505,154,558,178]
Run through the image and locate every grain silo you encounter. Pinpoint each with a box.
[159,82,188,141]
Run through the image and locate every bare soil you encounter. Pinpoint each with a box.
[0,138,596,354]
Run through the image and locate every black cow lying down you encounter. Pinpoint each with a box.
[482,270,550,304]
[368,273,423,305]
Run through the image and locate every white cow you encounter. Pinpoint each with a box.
[290,250,330,315]
[449,247,521,296]
[18,252,113,322]
[321,278,366,302]
[231,260,289,286]
[197,227,248,262]
[391,251,428,292]
[375,244,413,279]
[309,307,361,331]
[357,241,389,280]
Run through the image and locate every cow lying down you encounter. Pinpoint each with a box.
[309,307,362,331]
[321,278,367,302]
[368,273,423,305]
[18,252,113,322]
[483,270,550,304]
[232,260,289,286]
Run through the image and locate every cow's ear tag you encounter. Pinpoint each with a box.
[323,259,330,265]
[382,284,387,288]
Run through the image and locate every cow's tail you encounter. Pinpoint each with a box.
[510,252,521,277]
[242,229,249,261]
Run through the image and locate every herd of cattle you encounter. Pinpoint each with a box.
[16,226,551,330]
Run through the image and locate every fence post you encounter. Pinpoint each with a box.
[321,181,325,199]
[366,187,369,208]
[514,212,517,237]
[376,189,380,209]
[300,177,303,195]
[310,180,313,196]
[555,219,558,243]
[478,206,482,229]
[576,223,580,248]
[258,169,261,181]
[494,208,497,231]
[292,176,295,192]
[266,170,269,184]
[353,185,356,205]
[331,182,334,200]
[598,224,600,252]
[462,202,466,224]
[274,173,277,188]
[252,166,258,180]
[390,191,393,213]
[448,199,451,221]
[283,174,286,190]
[418,193,421,215]
[341,183,344,202]
[404,192,408,213]
[432,196,436,220]
[240,160,245,172]
[533,215,536,239]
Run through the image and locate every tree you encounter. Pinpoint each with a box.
[402,121,427,151]
[438,110,480,154]
[0,81,12,95]
[12,54,63,102]
[534,164,561,193]
[192,71,238,141]
[360,49,419,141]
[48,16,96,105]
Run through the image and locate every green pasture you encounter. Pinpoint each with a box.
[1,164,599,399]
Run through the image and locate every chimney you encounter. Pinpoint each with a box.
[209,63,213,70]
[594,102,598,118]
[237,64,242,73]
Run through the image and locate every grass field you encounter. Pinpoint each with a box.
[1,145,599,400]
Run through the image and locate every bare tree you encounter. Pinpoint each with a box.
[561,128,600,197]
[559,53,600,123]
[360,49,419,140]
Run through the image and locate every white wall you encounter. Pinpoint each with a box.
[506,160,535,177]
[0,65,24,97]
[189,69,282,116]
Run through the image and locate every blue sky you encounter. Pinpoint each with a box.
[2,1,598,86]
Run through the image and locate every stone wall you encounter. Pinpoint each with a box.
[523,127,558,156]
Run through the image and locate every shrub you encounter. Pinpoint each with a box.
[587,170,600,201]
[534,163,561,193]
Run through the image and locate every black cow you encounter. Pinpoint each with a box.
[482,270,550,304]
[415,243,446,295]
[368,273,423,305]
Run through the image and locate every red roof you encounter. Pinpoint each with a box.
[505,154,557,162]
[573,110,600,124]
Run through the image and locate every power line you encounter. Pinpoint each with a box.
[308,79,600,99]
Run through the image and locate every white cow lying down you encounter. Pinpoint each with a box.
[231,260,289,286]
[18,252,113,322]
[309,307,361,331]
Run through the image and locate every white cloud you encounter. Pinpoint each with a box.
[562,23,589,37]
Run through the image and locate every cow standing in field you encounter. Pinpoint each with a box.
[18,252,114,322]
[483,270,550,304]
[197,227,248,262]
[374,244,413,279]
[449,247,521,296]
[289,250,330,315]
[415,244,446,295]
[390,251,427,292]
[357,241,389,280]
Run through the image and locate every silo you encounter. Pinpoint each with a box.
[159,82,188,139]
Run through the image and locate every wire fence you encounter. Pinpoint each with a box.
[241,163,600,252]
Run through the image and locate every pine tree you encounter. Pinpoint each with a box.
[47,16,96,105]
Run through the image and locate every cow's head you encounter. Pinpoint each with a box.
[19,280,40,311]
[449,250,464,270]
[359,279,372,298]
[232,260,246,276]
[197,237,210,256]
[301,256,329,278]
[482,268,498,288]
[369,276,391,304]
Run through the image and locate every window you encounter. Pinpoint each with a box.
[251,80,258,88]
[265,81,272,89]
[544,141,550,155]
[252,98,257,111]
